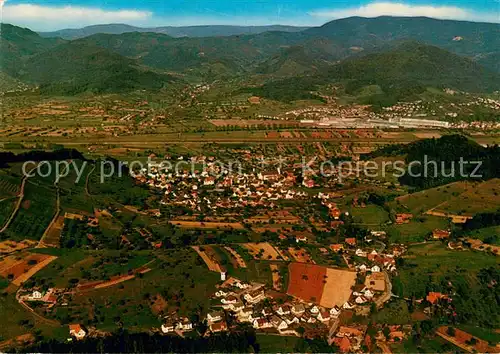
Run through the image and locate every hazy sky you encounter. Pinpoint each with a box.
[2,0,499,30]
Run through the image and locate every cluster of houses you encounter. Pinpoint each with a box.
[285,105,376,121]
[135,164,320,211]
[160,277,344,337]
[212,279,341,335]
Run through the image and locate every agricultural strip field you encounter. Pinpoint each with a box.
[191,246,223,272]
[0,252,57,287]
[243,242,283,261]
[0,240,37,255]
[223,246,247,268]
[169,221,244,230]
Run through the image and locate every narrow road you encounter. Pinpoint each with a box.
[0,167,36,233]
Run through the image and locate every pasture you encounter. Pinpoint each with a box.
[397,243,499,297]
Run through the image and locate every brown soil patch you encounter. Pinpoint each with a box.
[287,263,326,304]
[287,263,356,307]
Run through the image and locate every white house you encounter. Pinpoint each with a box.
[343,301,355,310]
[31,290,43,300]
[271,316,288,330]
[238,307,253,321]
[355,249,367,257]
[69,324,86,340]
[221,295,238,305]
[277,305,291,316]
[215,290,228,297]
[207,311,223,324]
[358,264,368,272]
[364,289,375,299]
[310,305,320,314]
[355,296,368,304]
[291,304,305,315]
[330,306,341,317]
[176,318,193,331]
[244,289,265,304]
[371,265,381,273]
[283,315,300,325]
[235,282,249,289]
[261,308,273,317]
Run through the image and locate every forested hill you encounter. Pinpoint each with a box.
[326,42,500,93]
[363,134,500,189]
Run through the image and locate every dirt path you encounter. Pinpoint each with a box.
[0,167,36,234]
[17,299,60,326]
[85,163,96,196]
[435,331,472,353]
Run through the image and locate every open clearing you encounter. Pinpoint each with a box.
[432,179,500,215]
[243,242,282,261]
[392,181,470,214]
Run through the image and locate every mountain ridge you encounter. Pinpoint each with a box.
[39,24,310,40]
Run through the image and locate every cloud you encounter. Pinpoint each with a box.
[2,4,153,30]
[308,2,500,23]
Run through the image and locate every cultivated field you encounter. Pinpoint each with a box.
[224,246,247,268]
[170,220,244,230]
[192,246,223,272]
[0,240,37,255]
[0,252,57,287]
[287,247,315,264]
[269,264,282,291]
[287,263,356,307]
[243,242,282,261]
[320,268,357,308]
